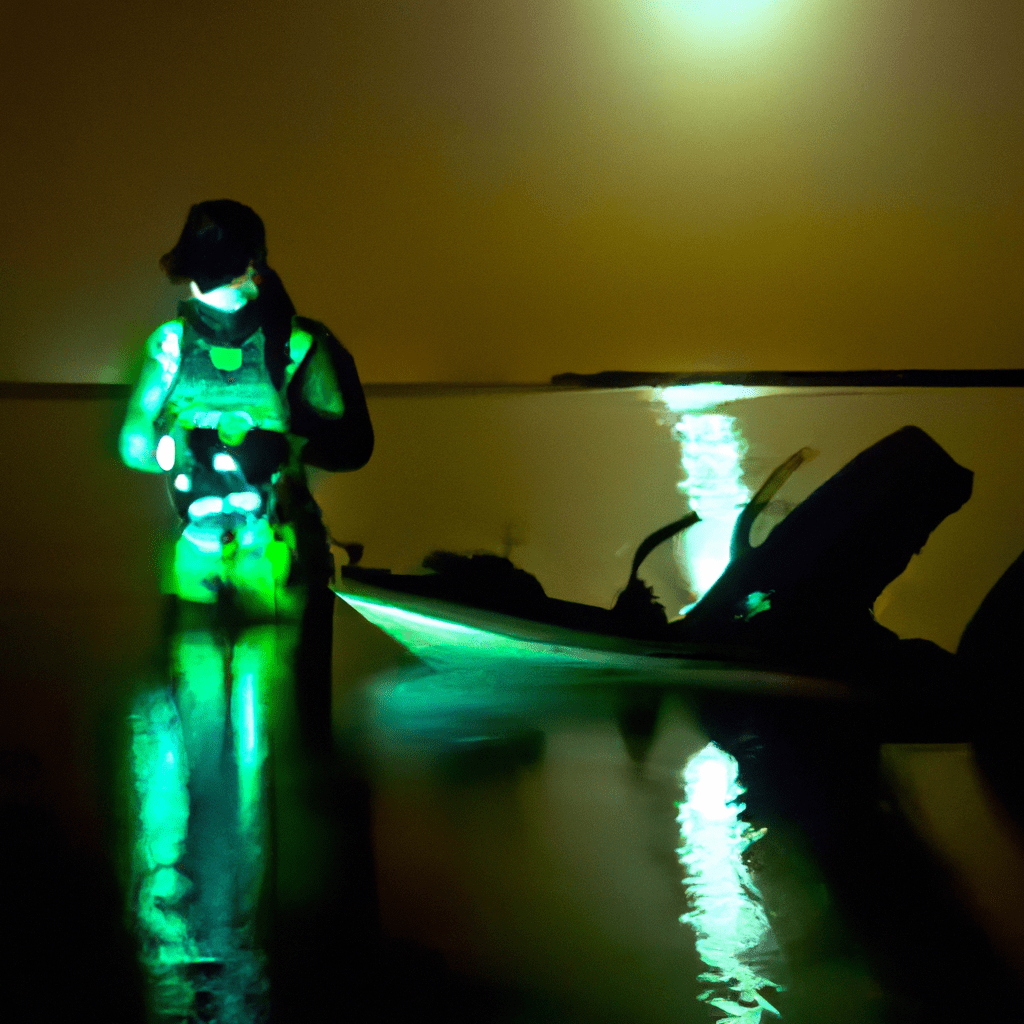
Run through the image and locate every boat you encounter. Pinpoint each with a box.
[334,425,975,741]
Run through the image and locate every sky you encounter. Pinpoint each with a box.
[2,0,1022,383]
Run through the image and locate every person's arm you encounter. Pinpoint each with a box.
[118,321,182,473]
[287,318,374,472]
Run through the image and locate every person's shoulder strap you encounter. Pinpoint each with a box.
[286,317,373,471]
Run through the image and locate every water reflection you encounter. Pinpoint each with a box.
[125,506,310,1022]
[677,743,784,1022]
[655,387,753,607]
[128,618,287,1023]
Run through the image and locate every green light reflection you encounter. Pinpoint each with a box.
[340,592,590,670]
[130,627,279,1019]
[129,689,197,969]
[677,742,784,1021]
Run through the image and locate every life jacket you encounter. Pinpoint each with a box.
[158,282,295,526]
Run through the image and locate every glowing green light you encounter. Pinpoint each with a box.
[156,434,176,471]
[229,628,286,881]
[241,676,256,757]
[288,328,314,366]
[125,432,150,465]
[121,290,343,1019]
[129,690,197,967]
[173,633,228,754]
[233,667,262,839]
[340,592,588,669]
[130,631,277,1013]
[340,588,747,685]
[229,641,269,771]
[741,591,772,621]
[181,523,222,554]
[151,325,181,388]
[677,743,784,1021]
[209,346,243,372]
[190,278,250,311]
[131,691,191,873]
[142,380,169,411]
[227,491,261,512]
[188,496,224,518]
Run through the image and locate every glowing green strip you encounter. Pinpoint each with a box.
[238,673,257,761]
[235,670,263,847]
[341,592,593,667]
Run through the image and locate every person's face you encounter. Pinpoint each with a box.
[190,263,259,310]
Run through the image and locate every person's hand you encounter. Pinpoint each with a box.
[168,401,205,432]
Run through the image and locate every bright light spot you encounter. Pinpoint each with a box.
[681,519,737,598]
[173,473,191,492]
[213,452,239,472]
[155,434,176,471]
[677,414,749,521]
[237,673,257,762]
[659,384,756,414]
[227,491,261,512]
[686,747,735,818]
[655,0,780,38]
[677,743,784,1020]
[191,411,223,429]
[187,496,224,518]
[191,279,247,311]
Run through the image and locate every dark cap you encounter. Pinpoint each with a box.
[160,200,268,292]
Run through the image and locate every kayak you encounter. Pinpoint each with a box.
[335,572,854,702]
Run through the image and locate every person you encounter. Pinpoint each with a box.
[120,199,372,608]
[119,200,373,1022]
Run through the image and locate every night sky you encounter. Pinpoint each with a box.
[2,0,1022,383]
